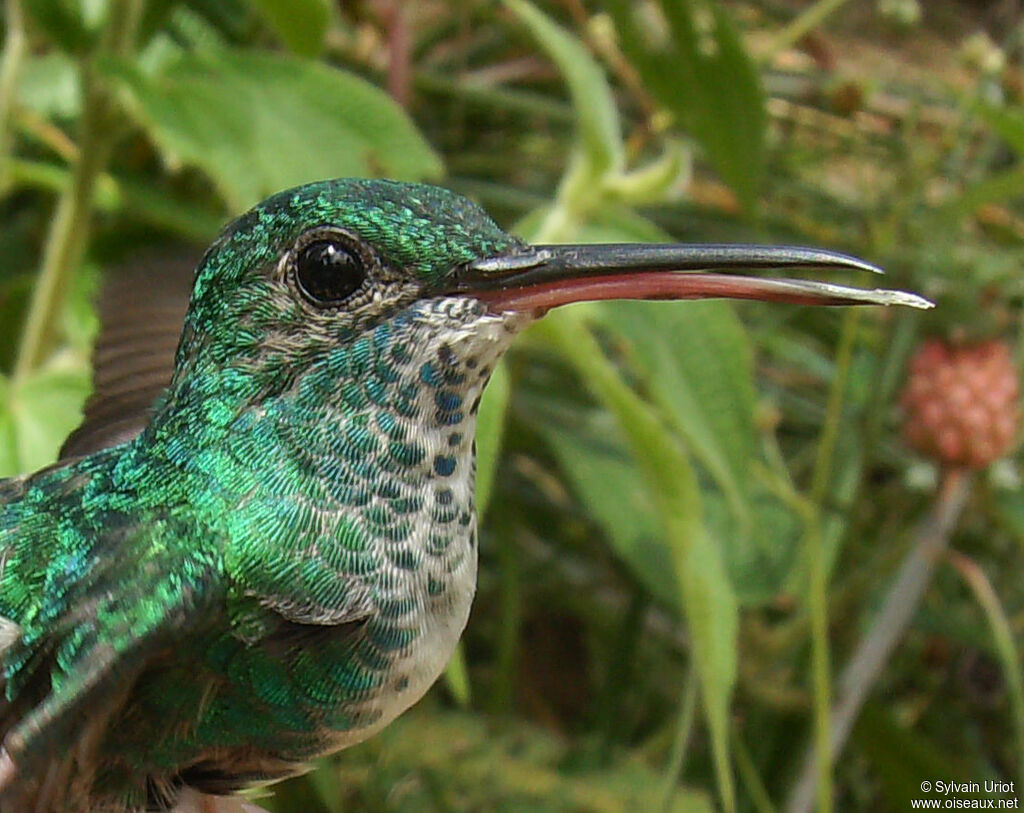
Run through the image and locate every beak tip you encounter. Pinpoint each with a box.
[891,291,935,309]
[857,259,886,275]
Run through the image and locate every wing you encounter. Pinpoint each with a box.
[0,489,222,811]
[61,249,199,459]
[0,248,206,808]
[0,458,377,809]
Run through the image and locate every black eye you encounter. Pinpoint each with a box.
[295,239,366,305]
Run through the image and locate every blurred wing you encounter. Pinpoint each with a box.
[60,249,200,460]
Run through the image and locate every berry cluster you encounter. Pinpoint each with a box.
[902,340,1019,468]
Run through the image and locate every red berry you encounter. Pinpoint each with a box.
[901,339,1019,468]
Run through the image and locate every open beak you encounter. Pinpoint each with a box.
[447,243,932,313]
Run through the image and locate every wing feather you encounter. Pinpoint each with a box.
[61,250,198,460]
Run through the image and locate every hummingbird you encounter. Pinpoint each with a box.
[0,178,929,812]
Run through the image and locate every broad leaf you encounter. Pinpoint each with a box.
[528,396,797,606]
[104,48,443,212]
[514,203,671,250]
[517,209,797,602]
[0,358,90,478]
[24,0,97,54]
[16,54,81,119]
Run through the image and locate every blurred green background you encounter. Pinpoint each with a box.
[2,1,1023,811]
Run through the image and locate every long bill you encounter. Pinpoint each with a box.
[447,243,933,313]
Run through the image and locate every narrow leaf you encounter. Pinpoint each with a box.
[950,552,1024,792]
[605,0,766,217]
[535,311,738,812]
[475,359,511,519]
[504,0,623,178]
[443,643,472,709]
[593,299,758,528]
[536,413,679,608]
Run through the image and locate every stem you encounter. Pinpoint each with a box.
[785,468,972,813]
[12,0,142,382]
[14,107,79,162]
[415,71,574,124]
[593,591,648,763]
[805,515,832,813]
[384,0,411,107]
[810,308,860,505]
[658,668,698,812]
[0,0,27,195]
[733,730,777,813]
[489,525,522,715]
[949,552,1024,795]
[764,0,853,59]
[804,307,860,813]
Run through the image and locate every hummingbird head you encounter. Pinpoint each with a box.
[174,179,526,389]
[167,178,929,418]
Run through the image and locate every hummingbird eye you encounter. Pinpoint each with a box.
[293,238,367,306]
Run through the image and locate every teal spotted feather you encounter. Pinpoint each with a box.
[0,178,928,811]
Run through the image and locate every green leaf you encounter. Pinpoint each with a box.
[950,553,1024,791]
[532,400,796,606]
[442,643,472,709]
[103,48,443,212]
[852,703,974,811]
[593,299,758,530]
[534,311,737,813]
[605,0,766,217]
[246,0,330,57]
[24,0,97,54]
[16,54,81,119]
[977,101,1024,157]
[704,489,800,604]
[933,164,1024,224]
[517,210,797,604]
[677,526,738,813]
[0,376,17,477]
[0,358,90,478]
[475,359,511,519]
[514,203,672,247]
[504,0,622,179]
[536,410,679,609]
[932,101,1024,221]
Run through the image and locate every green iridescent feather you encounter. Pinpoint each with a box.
[0,179,524,811]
